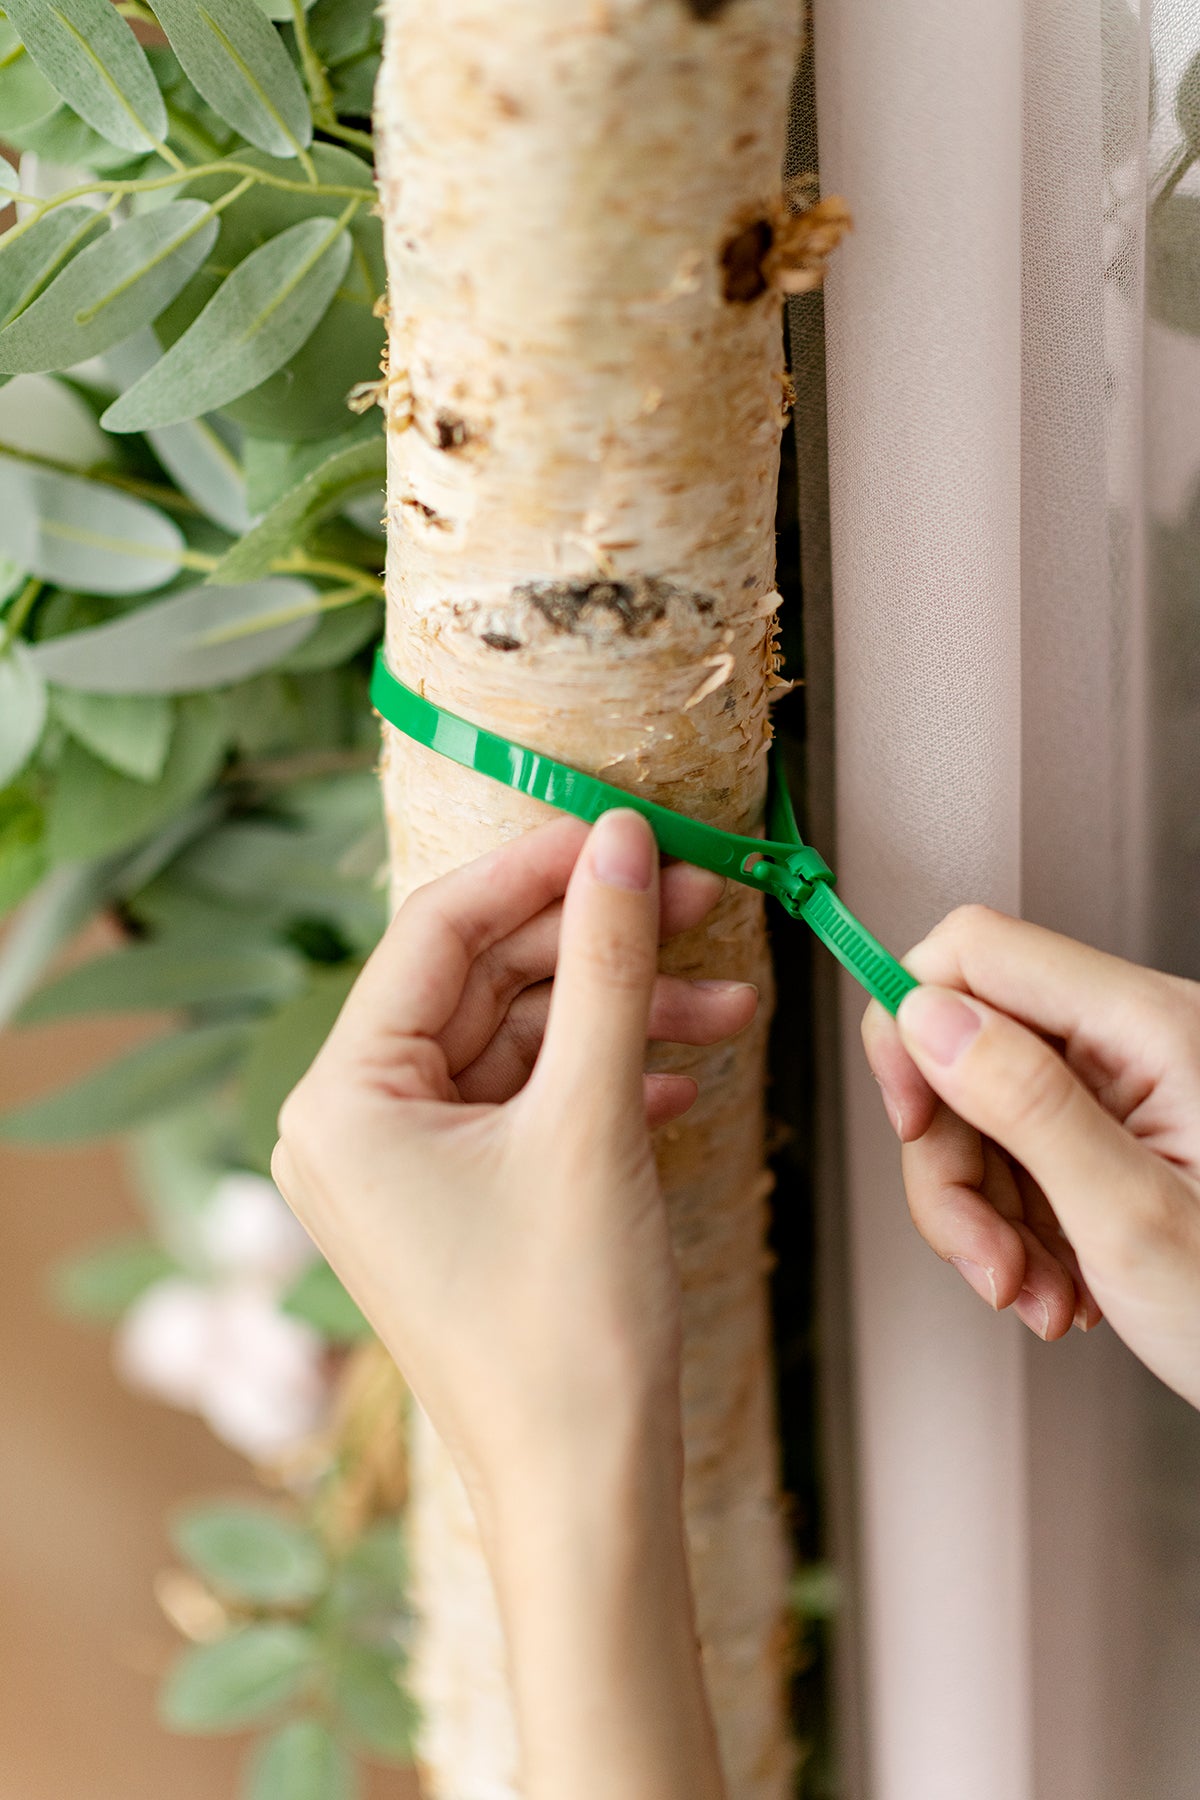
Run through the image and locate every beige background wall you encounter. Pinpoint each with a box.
[0,1001,416,1800]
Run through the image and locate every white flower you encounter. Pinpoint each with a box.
[115,1278,329,1463]
[199,1173,319,1285]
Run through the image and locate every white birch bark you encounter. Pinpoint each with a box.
[375,3,802,1792]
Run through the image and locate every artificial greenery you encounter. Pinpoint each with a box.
[0,5,411,1795]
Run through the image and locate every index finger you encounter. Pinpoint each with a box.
[327,816,591,1056]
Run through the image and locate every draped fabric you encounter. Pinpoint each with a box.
[791,2,1200,1794]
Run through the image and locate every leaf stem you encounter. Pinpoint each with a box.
[291,0,337,129]
[0,440,204,514]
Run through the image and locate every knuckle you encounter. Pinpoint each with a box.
[939,901,1001,945]
[574,927,657,993]
[988,1041,1080,1143]
[1093,1172,1196,1279]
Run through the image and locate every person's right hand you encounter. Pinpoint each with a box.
[861,906,1200,1411]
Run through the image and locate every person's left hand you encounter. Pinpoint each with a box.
[271,811,758,1527]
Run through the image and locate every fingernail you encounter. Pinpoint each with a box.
[950,1256,999,1308]
[1073,1297,1092,1332]
[897,987,983,1066]
[1014,1288,1050,1340]
[871,1073,905,1138]
[590,810,654,891]
[693,979,758,997]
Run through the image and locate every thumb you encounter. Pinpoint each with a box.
[528,809,660,1129]
[896,984,1155,1255]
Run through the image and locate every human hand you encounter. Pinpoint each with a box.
[271,810,758,1519]
[862,906,1200,1410]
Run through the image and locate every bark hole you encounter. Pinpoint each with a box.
[721,218,774,303]
[481,631,523,651]
[515,576,714,638]
[682,0,738,19]
[435,413,470,450]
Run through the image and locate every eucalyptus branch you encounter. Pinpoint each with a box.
[0,441,204,514]
[3,160,370,254]
[291,0,337,129]
[320,121,376,156]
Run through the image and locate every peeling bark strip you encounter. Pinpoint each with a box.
[376,2,799,1793]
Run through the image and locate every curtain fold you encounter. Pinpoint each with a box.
[799,0,1200,1793]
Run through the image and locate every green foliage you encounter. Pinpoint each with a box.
[152,0,313,162]
[0,457,185,592]
[0,11,416,1789]
[161,1623,316,1733]
[104,215,353,433]
[2,0,168,154]
[281,1260,371,1344]
[0,204,221,374]
[0,1021,249,1142]
[244,1721,358,1800]
[51,1236,179,1322]
[172,1504,328,1604]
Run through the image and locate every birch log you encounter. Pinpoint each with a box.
[375,3,801,1793]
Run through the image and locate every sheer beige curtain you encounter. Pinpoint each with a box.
[793,1,1200,1795]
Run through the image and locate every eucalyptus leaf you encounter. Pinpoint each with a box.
[281,1261,372,1344]
[0,641,47,787]
[18,942,304,1024]
[244,1720,357,1800]
[0,861,108,1030]
[210,435,384,584]
[51,689,175,782]
[0,455,184,594]
[0,166,17,197]
[240,965,359,1170]
[0,205,110,335]
[0,204,220,374]
[44,693,229,864]
[51,1237,177,1322]
[254,0,319,17]
[0,22,65,134]
[333,1647,417,1761]
[102,219,353,433]
[2,0,168,154]
[154,147,381,442]
[160,1624,315,1735]
[107,333,252,534]
[172,1505,327,1605]
[0,1021,248,1143]
[151,0,312,161]
[0,786,45,915]
[276,600,382,673]
[32,578,320,694]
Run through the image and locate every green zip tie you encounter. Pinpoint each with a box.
[371,648,918,1015]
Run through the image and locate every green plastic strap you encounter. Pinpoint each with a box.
[371,648,917,1014]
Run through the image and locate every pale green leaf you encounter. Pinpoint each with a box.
[2,0,168,153]
[0,165,17,197]
[44,693,228,863]
[244,1721,357,1800]
[0,22,62,134]
[51,1237,177,1322]
[151,0,312,160]
[0,642,47,787]
[281,1261,371,1344]
[32,578,319,694]
[276,599,381,673]
[0,455,184,593]
[17,942,304,1024]
[102,218,352,433]
[253,0,318,18]
[210,435,384,584]
[333,1648,417,1761]
[0,204,219,374]
[240,965,359,1170]
[160,1624,315,1734]
[0,862,107,1029]
[107,333,251,533]
[241,415,378,514]
[51,689,174,781]
[0,1020,248,1142]
[172,1506,327,1605]
[0,205,109,335]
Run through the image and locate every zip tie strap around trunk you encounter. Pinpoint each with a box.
[371,648,917,1015]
